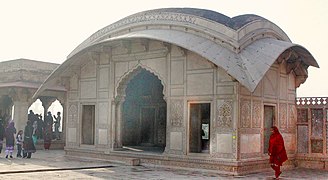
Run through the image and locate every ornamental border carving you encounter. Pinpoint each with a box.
[88,13,197,43]
[252,100,262,128]
[68,103,78,127]
[240,99,251,128]
[288,104,296,128]
[279,103,287,128]
[170,99,184,127]
[70,12,198,58]
[217,100,233,128]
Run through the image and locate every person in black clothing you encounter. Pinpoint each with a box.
[23,121,36,158]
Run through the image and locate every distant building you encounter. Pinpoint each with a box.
[34,8,318,175]
[0,59,63,132]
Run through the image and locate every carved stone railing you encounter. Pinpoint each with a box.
[296,97,328,106]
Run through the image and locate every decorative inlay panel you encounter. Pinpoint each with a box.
[311,139,323,153]
[68,104,78,127]
[217,100,233,128]
[240,99,251,128]
[297,125,308,153]
[252,100,261,128]
[288,104,296,128]
[297,109,308,123]
[279,103,287,128]
[170,100,184,127]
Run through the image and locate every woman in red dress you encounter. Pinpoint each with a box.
[268,126,288,179]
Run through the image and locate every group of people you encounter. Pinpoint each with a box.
[0,110,61,159]
[28,110,61,150]
[0,119,34,158]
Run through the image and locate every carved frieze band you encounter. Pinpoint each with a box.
[240,99,251,128]
[69,12,199,58]
[217,100,233,128]
[170,99,184,127]
[89,13,197,43]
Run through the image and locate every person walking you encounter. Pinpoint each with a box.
[5,121,16,158]
[16,130,23,157]
[23,121,36,158]
[268,126,288,179]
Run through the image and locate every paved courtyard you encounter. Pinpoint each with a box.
[1,150,328,179]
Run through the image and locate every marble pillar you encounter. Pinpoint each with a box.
[13,101,29,132]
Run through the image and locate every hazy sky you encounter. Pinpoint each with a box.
[0,0,327,97]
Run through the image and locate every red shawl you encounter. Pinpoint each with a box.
[268,126,288,166]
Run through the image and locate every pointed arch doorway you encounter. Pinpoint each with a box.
[118,67,167,153]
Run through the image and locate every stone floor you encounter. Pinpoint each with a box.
[0,149,328,179]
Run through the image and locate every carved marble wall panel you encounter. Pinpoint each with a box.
[171,46,185,57]
[280,76,287,100]
[98,102,108,125]
[80,80,97,99]
[288,73,296,90]
[240,134,261,153]
[252,100,262,128]
[240,86,251,96]
[240,99,251,128]
[217,100,233,128]
[217,68,234,83]
[216,134,232,153]
[282,133,295,152]
[288,104,297,128]
[131,42,147,53]
[253,82,262,97]
[170,132,183,150]
[68,92,78,100]
[68,103,78,127]
[141,57,166,82]
[128,61,138,70]
[115,62,129,78]
[171,61,184,85]
[70,74,79,90]
[81,60,96,78]
[170,99,184,127]
[149,41,166,51]
[68,128,77,143]
[186,73,213,95]
[263,69,278,97]
[297,125,308,153]
[99,53,109,65]
[112,45,129,55]
[98,91,109,99]
[98,129,108,145]
[170,88,184,96]
[280,60,287,74]
[288,92,296,101]
[311,139,323,153]
[279,103,287,128]
[187,52,212,70]
[217,85,234,95]
[99,68,109,89]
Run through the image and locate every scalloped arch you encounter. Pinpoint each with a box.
[115,64,167,101]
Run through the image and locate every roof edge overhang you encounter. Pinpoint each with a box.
[67,9,291,59]
[33,29,318,98]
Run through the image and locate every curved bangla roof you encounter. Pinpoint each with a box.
[34,8,319,98]
[144,8,267,30]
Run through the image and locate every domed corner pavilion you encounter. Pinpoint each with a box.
[34,8,318,175]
